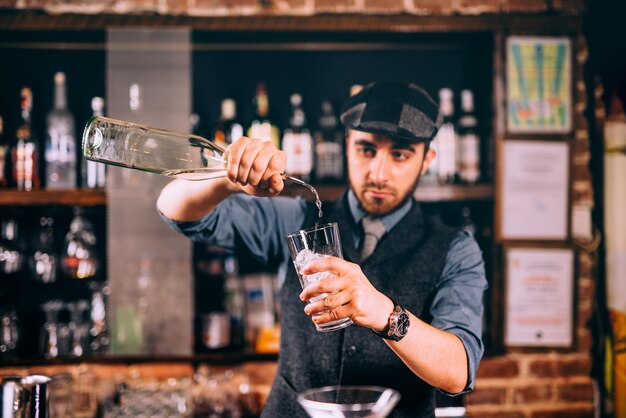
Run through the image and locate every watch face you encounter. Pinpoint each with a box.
[396,312,410,336]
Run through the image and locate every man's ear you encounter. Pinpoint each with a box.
[421,146,436,175]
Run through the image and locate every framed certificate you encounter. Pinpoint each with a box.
[504,247,575,348]
[498,140,570,241]
[506,36,572,134]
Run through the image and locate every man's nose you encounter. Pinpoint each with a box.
[369,152,388,184]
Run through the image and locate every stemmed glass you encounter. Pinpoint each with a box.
[0,309,20,357]
[0,218,24,275]
[67,300,90,357]
[41,300,63,359]
[29,215,58,283]
[62,207,98,280]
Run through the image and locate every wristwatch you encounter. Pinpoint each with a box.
[372,297,410,341]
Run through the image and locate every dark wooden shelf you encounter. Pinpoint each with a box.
[0,10,582,33]
[0,351,278,367]
[282,183,494,202]
[0,189,106,206]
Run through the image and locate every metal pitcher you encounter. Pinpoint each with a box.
[0,375,51,418]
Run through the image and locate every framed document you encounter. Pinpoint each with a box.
[505,247,575,348]
[506,36,572,134]
[499,140,570,241]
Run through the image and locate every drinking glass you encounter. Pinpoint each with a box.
[285,222,353,332]
[297,386,400,418]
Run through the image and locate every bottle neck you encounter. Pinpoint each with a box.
[55,80,67,110]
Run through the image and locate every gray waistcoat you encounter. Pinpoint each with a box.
[262,193,458,418]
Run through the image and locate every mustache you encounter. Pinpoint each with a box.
[363,184,395,193]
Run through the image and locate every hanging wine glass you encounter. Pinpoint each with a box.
[41,300,63,359]
[0,218,24,275]
[29,215,58,284]
[61,207,98,280]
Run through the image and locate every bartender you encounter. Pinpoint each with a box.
[157,81,487,418]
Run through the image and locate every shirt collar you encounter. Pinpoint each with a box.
[347,189,414,233]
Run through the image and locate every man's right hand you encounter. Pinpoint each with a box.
[225,136,287,197]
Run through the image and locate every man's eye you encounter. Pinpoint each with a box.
[392,151,410,161]
[358,147,376,157]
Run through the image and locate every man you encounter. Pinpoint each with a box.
[157,81,487,417]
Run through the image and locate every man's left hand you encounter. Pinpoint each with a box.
[299,256,394,332]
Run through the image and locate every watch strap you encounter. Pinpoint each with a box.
[371,297,406,341]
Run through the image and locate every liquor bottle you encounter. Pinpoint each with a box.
[83,116,324,216]
[12,87,40,191]
[434,88,456,185]
[457,89,481,184]
[314,100,344,183]
[82,97,106,189]
[213,98,244,149]
[247,82,280,149]
[45,72,77,189]
[0,116,7,187]
[282,93,313,182]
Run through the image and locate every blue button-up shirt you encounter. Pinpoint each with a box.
[160,191,487,394]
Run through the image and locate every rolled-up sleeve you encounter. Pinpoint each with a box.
[429,230,488,395]
[158,194,307,267]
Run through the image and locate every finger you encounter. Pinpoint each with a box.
[303,290,351,314]
[247,142,277,187]
[301,256,350,276]
[262,152,286,183]
[299,277,346,302]
[237,140,265,186]
[226,137,250,183]
[310,304,351,326]
[267,172,284,196]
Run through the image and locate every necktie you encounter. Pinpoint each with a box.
[360,216,386,262]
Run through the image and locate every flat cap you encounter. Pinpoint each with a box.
[340,81,443,142]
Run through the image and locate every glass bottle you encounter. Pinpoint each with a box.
[457,89,481,185]
[247,81,280,149]
[12,87,40,191]
[314,100,344,183]
[434,88,456,185]
[61,207,98,280]
[282,93,313,183]
[213,98,244,148]
[29,215,58,284]
[82,116,321,200]
[82,97,106,189]
[45,72,77,189]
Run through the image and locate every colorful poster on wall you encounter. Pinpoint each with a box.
[506,36,572,134]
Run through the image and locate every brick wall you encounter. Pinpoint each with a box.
[0,1,596,418]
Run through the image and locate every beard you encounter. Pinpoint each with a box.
[350,170,423,216]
